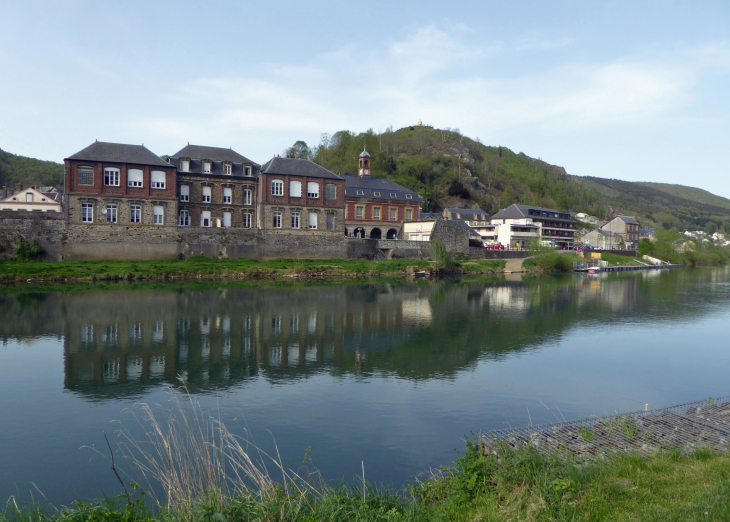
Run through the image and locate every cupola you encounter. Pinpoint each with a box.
[358,148,371,177]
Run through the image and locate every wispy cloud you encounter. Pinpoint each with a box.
[128,24,708,159]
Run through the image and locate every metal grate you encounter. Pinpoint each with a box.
[479,395,730,459]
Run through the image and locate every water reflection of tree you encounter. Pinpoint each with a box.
[1,267,727,398]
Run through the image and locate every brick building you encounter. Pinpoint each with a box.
[257,157,345,233]
[168,144,259,228]
[64,141,177,230]
[343,150,421,239]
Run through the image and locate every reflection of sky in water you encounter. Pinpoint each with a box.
[0,267,729,506]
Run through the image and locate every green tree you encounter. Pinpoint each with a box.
[284,141,311,159]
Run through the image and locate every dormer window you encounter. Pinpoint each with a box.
[356,190,364,196]
[390,193,396,197]
[406,194,412,199]
[224,163,232,175]
[180,159,190,172]
[374,192,381,197]
[203,161,212,174]
[244,166,252,176]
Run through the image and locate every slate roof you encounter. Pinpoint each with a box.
[170,144,255,164]
[453,220,482,238]
[444,208,489,220]
[260,157,341,180]
[491,203,575,223]
[66,141,171,167]
[359,149,370,158]
[613,215,639,225]
[342,175,421,202]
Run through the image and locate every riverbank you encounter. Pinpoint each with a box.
[4,444,729,521]
[0,257,506,285]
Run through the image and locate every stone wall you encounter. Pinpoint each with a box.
[429,219,470,254]
[468,247,530,259]
[0,211,65,260]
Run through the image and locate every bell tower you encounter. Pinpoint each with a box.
[358,148,371,177]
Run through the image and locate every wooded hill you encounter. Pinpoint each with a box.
[3,127,730,234]
[0,148,64,190]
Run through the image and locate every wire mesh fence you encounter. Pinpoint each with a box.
[479,395,730,460]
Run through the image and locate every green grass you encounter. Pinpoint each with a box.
[598,252,643,266]
[4,445,729,522]
[0,257,436,284]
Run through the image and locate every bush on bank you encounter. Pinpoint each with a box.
[4,444,730,522]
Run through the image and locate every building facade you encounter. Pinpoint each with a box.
[601,215,640,250]
[343,150,421,239]
[168,145,259,229]
[0,187,62,212]
[257,157,345,233]
[64,141,178,230]
[489,204,577,249]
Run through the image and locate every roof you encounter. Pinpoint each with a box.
[0,186,61,205]
[491,203,575,222]
[359,149,370,158]
[453,220,482,238]
[170,144,255,164]
[342,175,422,202]
[445,208,489,219]
[260,157,341,180]
[66,141,170,167]
[613,215,640,225]
[419,212,441,221]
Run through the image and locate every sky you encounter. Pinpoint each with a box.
[1,0,730,198]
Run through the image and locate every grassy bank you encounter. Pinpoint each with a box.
[4,444,729,521]
[0,257,506,285]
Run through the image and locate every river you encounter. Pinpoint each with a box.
[1,267,729,505]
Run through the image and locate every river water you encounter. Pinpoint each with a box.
[1,267,729,505]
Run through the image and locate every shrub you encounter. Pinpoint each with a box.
[15,239,43,261]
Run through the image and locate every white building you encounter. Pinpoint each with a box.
[0,187,62,212]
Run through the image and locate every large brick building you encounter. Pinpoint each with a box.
[168,144,259,228]
[343,150,421,239]
[64,141,178,230]
[257,157,345,233]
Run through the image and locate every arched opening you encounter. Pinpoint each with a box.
[386,228,398,239]
[369,228,382,239]
[354,227,366,238]
[345,228,349,237]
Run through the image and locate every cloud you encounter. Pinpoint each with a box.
[127,25,705,160]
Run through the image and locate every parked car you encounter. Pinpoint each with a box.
[486,243,505,250]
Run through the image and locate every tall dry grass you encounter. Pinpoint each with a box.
[114,383,320,517]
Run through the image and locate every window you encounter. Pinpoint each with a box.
[181,159,190,172]
[288,211,299,229]
[26,193,33,202]
[243,189,252,205]
[273,211,282,228]
[290,180,302,197]
[406,194,412,199]
[390,208,397,221]
[327,213,334,230]
[356,206,364,219]
[180,185,189,202]
[406,208,412,220]
[243,213,252,228]
[309,212,318,229]
[325,184,336,200]
[307,182,319,198]
[423,235,430,241]
[130,204,141,223]
[223,187,232,204]
[202,186,211,203]
[203,161,212,173]
[78,166,94,185]
[272,179,283,196]
[201,210,211,227]
[374,191,380,197]
[410,234,420,241]
[224,164,232,175]
[222,211,231,227]
[390,192,396,197]
[416,224,422,232]
[356,190,364,196]
[128,169,143,187]
[153,205,164,225]
[104,168,120,186]
[245,166,252,176]
[81,203,93,222]
[178,210,190,226]
[151,171,166,189]
[106,204,117,223]
[373,207,380,220]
